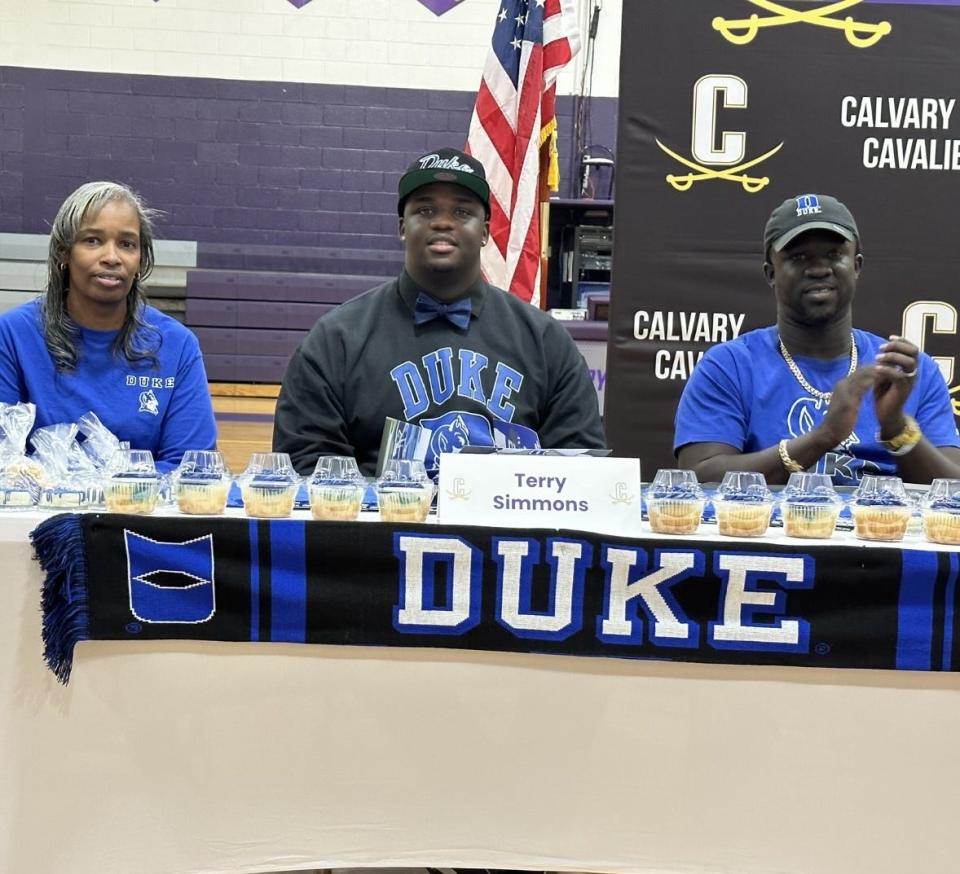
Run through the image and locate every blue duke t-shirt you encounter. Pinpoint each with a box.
[0,299,216,470]
[674,326,960,486]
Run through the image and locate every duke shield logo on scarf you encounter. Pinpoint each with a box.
[125,530,216,623]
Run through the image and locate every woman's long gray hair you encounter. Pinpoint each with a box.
[43,181,161,370]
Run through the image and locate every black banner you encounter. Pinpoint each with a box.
[31,513,960,679]
[605,0,960,470]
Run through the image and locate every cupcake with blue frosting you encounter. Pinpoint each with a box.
[782,472,843,539]
[647,469,705,535]
[922,478,960,545]
[715,471,774,538]
[239,452,300,519]
[851,475,911,541]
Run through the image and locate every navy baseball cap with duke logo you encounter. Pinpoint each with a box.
[763,193,860,254]
[398,148,490,217]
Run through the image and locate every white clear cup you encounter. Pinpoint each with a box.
[921,477,960,545]
[376,459,434,523]
[175,449,231,515]
[781,472,842,539]
[239,451,300,519]
[105,449,159,515]
[309,455,365,521]
[647,468,704,535]
[715,470,773,537]
[851,475,911,541]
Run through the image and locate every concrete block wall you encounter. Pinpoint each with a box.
[0,1,621,92]
[0,0,560,89]
[0,66,616,248]
[0,0,620,243]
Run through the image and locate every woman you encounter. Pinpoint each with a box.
[0,181,217,471]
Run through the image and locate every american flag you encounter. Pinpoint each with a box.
[466,0,580,306]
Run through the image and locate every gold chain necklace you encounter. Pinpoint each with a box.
[778,333,857,402]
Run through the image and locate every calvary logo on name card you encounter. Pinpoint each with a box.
[437,453,642,536]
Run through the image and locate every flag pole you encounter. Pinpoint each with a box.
[539,142,551,311]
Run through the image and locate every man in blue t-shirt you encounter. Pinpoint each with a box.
[674,193,960,486]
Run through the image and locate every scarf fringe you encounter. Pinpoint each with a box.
[30,513,90,684]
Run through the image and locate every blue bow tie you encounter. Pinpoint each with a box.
[413,293,472,330]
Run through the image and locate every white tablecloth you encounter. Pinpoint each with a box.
[3,510,960,874]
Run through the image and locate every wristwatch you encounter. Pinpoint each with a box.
[881,415,922,456]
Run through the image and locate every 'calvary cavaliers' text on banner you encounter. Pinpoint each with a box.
[32,513,960,681]
[605,0,960,470]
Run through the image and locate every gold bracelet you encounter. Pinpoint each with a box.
[881,415,923,456]
[778,439,804,473]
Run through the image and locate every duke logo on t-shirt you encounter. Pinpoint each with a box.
[389,346,525,421]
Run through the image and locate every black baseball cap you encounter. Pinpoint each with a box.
[764,194,859,254]
[397,148,490,217]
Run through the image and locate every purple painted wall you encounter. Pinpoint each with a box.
[0,66,617,250]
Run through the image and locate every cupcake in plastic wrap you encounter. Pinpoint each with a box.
[309,456,365,521]
[177,477,231,515]
[647,469,704,535]
[781,472,842,539]
[714,471,773,537]
[0,403,44,508]
[239,452,299,519]
[921,478,960,545]
[29,423,88,509]
[376,459,433,523]
[0,457,42,507]
[851,475,911,542]
[174,450,231,515]
[104,450,160,515]
[241,477,298,518]
[0,468,41,509]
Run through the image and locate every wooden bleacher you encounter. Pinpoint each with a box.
[185,264,393,383]
[184,242,402,382]
[189,245,403,470]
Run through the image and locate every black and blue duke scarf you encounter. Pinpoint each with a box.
[31,512,960,682]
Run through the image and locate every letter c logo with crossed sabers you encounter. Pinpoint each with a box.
[446,476,472,501]
[609,482,635,506]
[656,75,783,193]
[126,530,216,623]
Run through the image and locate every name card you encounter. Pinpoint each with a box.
[437,453,642,536]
